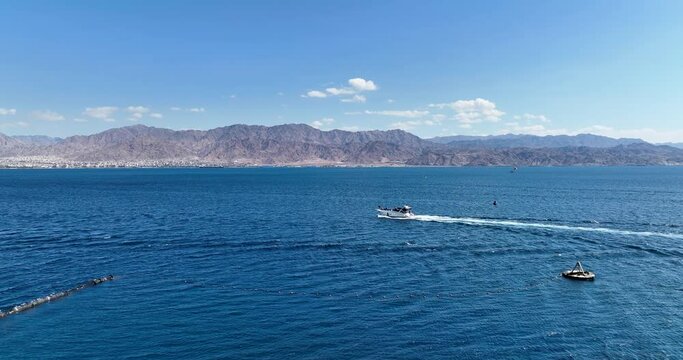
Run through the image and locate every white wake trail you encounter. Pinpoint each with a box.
[404,215,683,240]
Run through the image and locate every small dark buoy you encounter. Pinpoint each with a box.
[493,200,497,206]
[562,261,595,281]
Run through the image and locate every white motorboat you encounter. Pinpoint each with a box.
[377,205,414,218]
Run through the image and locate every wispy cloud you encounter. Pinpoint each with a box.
[303,77,378,102]
[0,108,17,116]
[170,107,206,113]
[125,105,163,121]
[310,117,334,129]
[32,110,65,121]
[83,106,118,121]
[302,90,328,98]
[364,110,429,118]
[390,119,439,131]
[497,123,567,136]
[0,121,29,129]
[513,113,549,123]
[340,95,366,103]
[325,87,355,96]
[430,98,504,125]
[126,105,150,120]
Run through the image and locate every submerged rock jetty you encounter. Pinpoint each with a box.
[0,275,114,319]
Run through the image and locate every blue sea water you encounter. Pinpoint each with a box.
[0,167,682,359]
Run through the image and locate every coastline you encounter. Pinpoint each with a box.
[1,162,680,170]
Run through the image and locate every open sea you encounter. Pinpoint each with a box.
[1,167,682,359]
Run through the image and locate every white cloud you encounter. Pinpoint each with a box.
[125,106,162,120]
[303,90,328,98]
[303,77,378,101]
[364,110,429,118]
[126,105,150,120]
[170,107,206,113]
[126,106,149,114]
[104,118,116,123]
[73,118,88,123]
[349,78,378,91]
[83,106,118,120]
[430,98,505,125]
[0,108,17,116]
[326,87,355,96]
[341,95,366,103]
[513,113,549,123]
[32,110,65,121]
[499,124,568,136]
[0,121,29,129]
[387,99,395,103]
[390,120,438,131]
[310,118,335,129]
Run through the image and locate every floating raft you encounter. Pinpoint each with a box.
[0,275,114,319]
[562,261,595,281]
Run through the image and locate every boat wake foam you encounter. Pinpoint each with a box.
[394,215,683,239]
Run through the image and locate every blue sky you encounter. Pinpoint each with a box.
[1,1,682,142]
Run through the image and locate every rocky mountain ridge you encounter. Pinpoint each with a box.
[1,124,682,167]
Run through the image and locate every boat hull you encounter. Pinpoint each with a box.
[377,209,414,218]
[561,271,595,281]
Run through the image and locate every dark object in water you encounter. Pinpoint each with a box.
[562,261,595,281]
[0,275,115,319]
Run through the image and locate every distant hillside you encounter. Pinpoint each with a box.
[17,124,431,165]
[659,142,683,149]
[410,143,683,166]
[1,124,682,167]
[0,133,22,148]
[0,133,25,157]
[12,135,62,145]
[428,133,646,148]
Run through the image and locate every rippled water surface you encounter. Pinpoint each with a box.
[1,167,682,359]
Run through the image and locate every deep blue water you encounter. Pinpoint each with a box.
[1,167,682,359]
